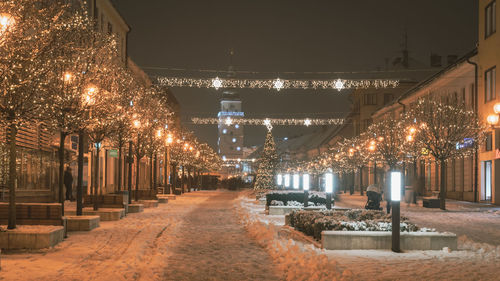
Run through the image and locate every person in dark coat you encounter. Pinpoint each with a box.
[64,166,73,201]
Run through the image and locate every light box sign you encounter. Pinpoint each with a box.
[303,174,310,191]
[284,174,290,188]
[391,171,401,201]
[325,173,333,193]
[455,138,474,150]
[293,174,300,189]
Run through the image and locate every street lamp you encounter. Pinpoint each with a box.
[284,174,290,188]
[164,133,173,194]
[390,171,402,253]
[325,172,333,209]
[293,173,300,189]
[303,173,310,207]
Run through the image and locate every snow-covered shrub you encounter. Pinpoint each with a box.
[266,192,334,207]
[270,200,284,206]
[286,201,303,207]
[288,210,423,240]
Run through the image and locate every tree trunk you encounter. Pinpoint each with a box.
[93,145,100,211]
[127,141,133,204]
[350,172,354,195]
[135,156,140,202]
[153,153,157,191]
[149,155,153,190]
[439,159,446,210]
[117,145,122,191]
[359,166,363,196]
[58,132,67,216]
[76,131,84,216]
[181,166,185,194]
[7,122,17,229]
[171,164,176,194]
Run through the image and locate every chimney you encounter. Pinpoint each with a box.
[447,55,458,65]
[430,54,442,67]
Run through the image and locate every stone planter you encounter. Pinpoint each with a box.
[128,204,144,213]
[137,200,159,208]
[268,206,302,215]
[65,216,100,231]
[65,208,125,221]
[158,195,176,200]
[321,230,457,250]
[157,198,168,203]
[0,226,65,249]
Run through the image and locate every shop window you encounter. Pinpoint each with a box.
[485,67,496,102]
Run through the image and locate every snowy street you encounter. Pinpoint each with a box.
[0,191,279,281]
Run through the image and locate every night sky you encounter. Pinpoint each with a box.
[113,0,477,149]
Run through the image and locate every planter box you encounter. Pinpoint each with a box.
[158,195,176,200]
[258,198,267,205]
[128,204,144,213]
[65,216,100,232]
[157,198,168,204]
[321,231,457,250]
[268,206,302,215]
[137,200,158,208]
[0,226,64,249]
[65,208,125,221]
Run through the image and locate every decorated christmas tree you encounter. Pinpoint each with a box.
[254,128,278,190]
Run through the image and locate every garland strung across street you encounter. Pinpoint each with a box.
[157,77,400,91]
[191,117,344,127]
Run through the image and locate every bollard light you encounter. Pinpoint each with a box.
[303,174,310,191]
[277,174,283,186]
[391,171,402,201]
[293,174,300,189]
[325,173,333,193]
[284,174,290,188]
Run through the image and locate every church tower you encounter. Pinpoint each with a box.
[218,50,244,175]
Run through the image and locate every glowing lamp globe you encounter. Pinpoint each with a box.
[212,77,223,90]
[494,103,500,114]
[487,114,499,126]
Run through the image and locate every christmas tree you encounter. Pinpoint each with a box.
[254,129,278,190]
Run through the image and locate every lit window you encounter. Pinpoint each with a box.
[222,129,227,134]
[236,146,241,151]
[232,138,237,143]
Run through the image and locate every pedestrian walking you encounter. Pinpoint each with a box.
[64,166,73,201]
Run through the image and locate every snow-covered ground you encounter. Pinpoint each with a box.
[238,191,500,281]
[0,191,279,281]
[1,190,498,281]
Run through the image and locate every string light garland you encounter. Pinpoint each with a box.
[157,77,399,91]
[191,117,344,126]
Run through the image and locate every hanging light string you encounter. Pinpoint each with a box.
[157,76,399,91]
[191,117,344,126]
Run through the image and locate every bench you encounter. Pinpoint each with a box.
[423,197,441,208]
[0,202,64,226]
[83,194,128,209]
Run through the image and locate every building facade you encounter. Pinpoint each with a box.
[478,0,499,204]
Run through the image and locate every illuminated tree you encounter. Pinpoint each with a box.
[0,0,71,229]
[254,129,278,190]
[407,99,485,210]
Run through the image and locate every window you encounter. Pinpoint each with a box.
[485,67,496,102]
[107,22,113,34]
[363,94,377,105]
[486,132,493,151]
[461,87,466,106]
[383,93,394,105]
[486,1,496,38]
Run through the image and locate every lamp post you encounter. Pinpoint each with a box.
[325,172,333,210]
[303,173,310,207]
[164,133,173,194]
[391,170,402,253]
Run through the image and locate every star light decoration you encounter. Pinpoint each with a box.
[273,78,284,91]
[157,76,399,91]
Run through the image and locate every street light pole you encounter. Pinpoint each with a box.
[391,170,402,253]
